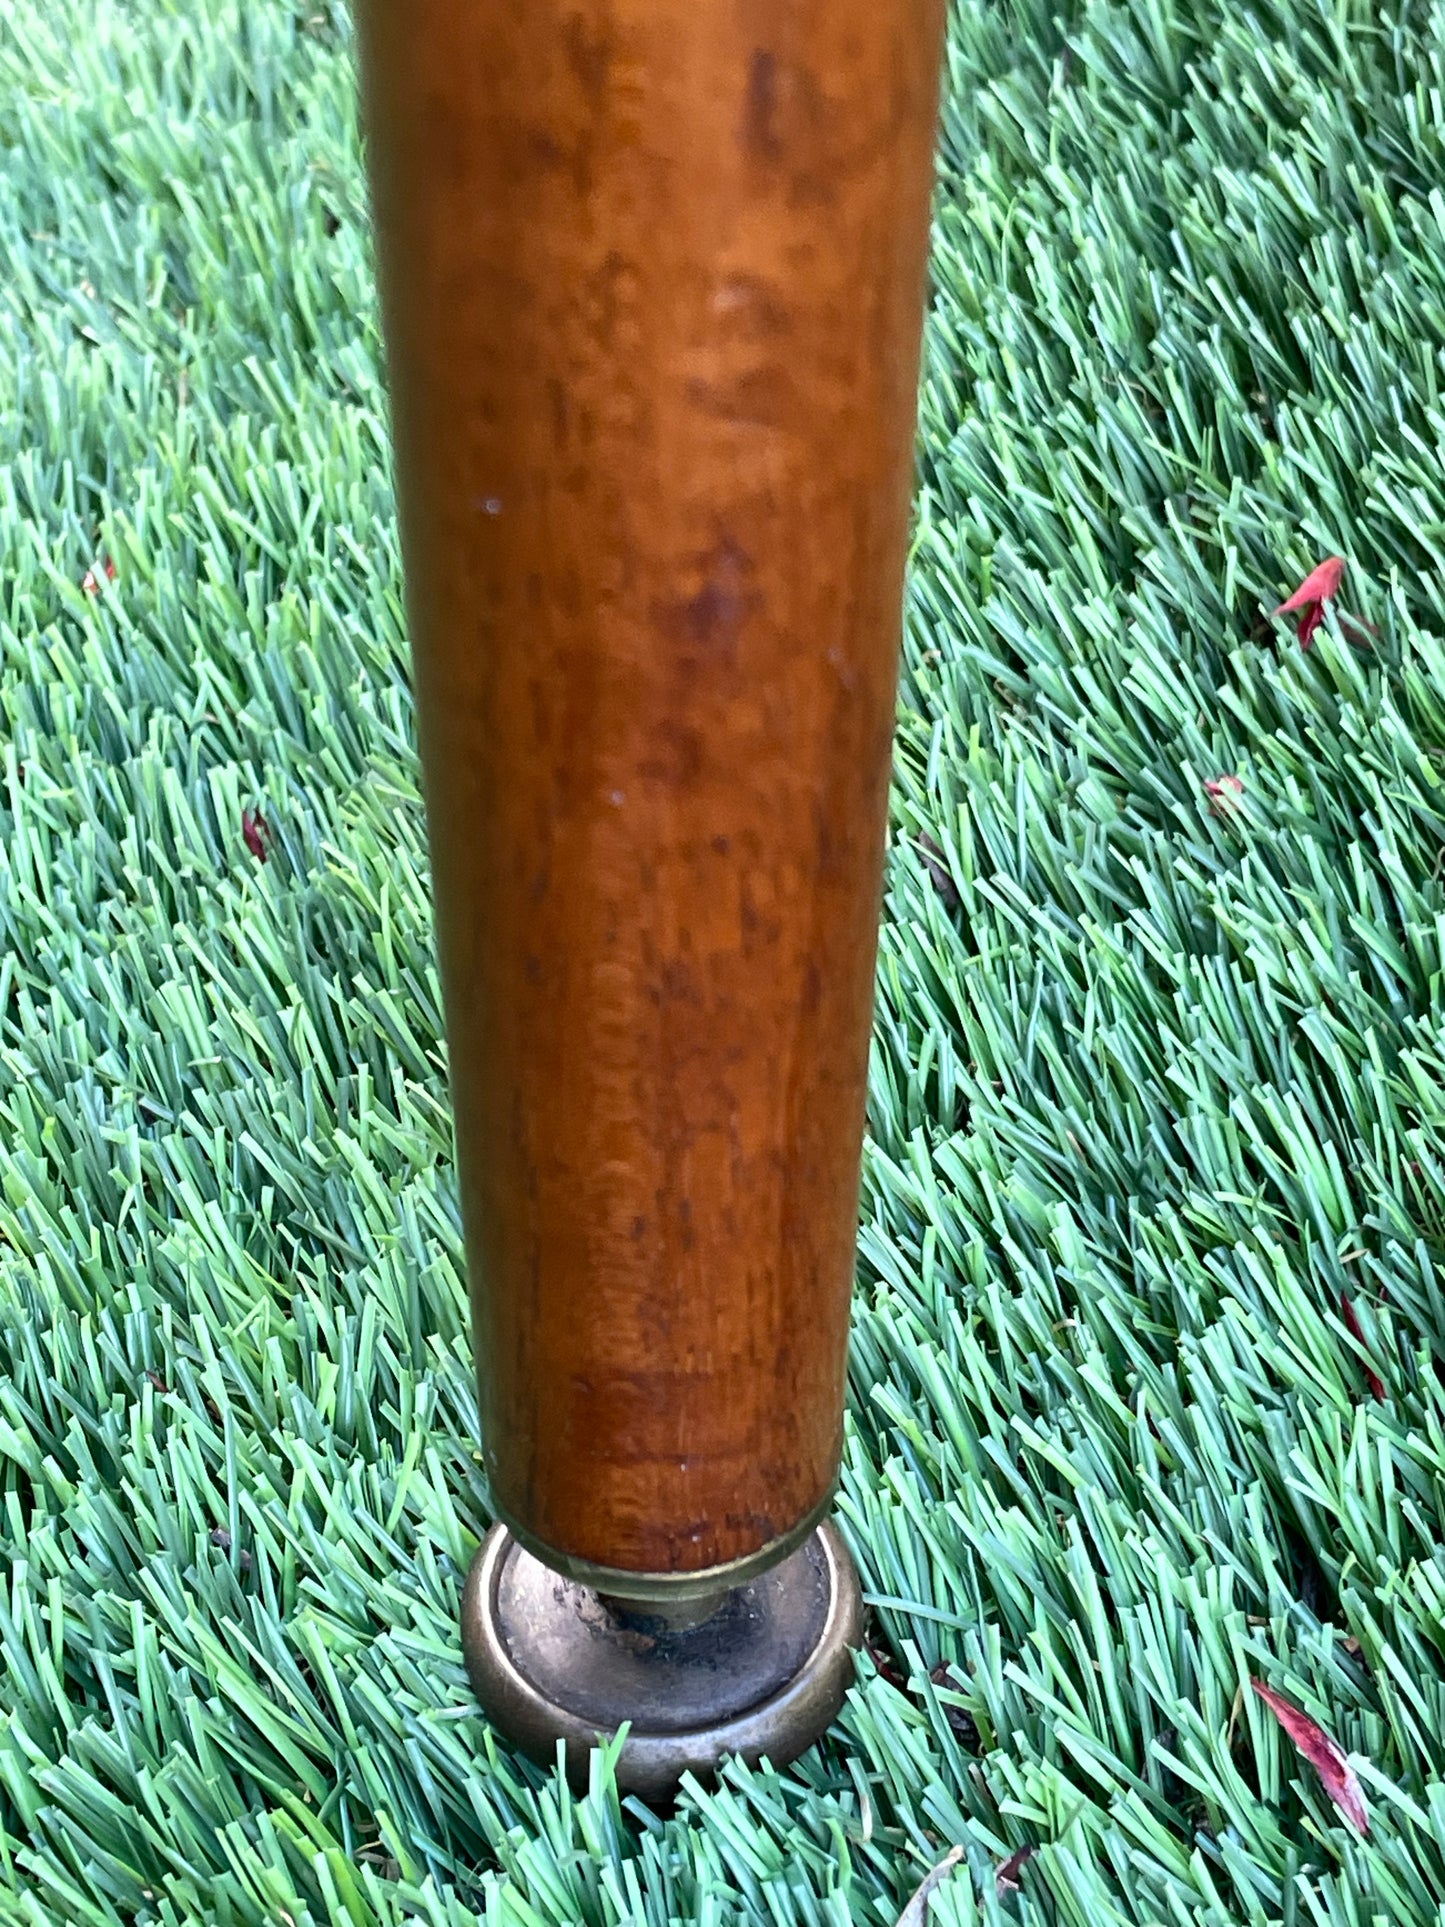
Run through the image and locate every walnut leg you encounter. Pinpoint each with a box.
[353,0,944,1793]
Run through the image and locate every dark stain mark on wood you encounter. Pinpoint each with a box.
[580,250,636,352]
[684,365,791,428]
[563,14,612,104]
[548,377,570,450]
[744,49,781,159]
[639,721,705,786]
[653,535,761,652]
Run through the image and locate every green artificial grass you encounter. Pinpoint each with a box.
[5,0,1445,1919]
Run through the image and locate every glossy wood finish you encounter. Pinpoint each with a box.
[354,0,944,1577]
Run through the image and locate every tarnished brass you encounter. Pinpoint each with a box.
[491,1482,838,1605]
[460,1521,863,1799]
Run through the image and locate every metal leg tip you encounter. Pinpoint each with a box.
[460,1520,863,1801]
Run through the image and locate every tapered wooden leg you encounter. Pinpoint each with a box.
[353,0,944,1792]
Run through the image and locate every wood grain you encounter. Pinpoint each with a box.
[354,0,944,1575]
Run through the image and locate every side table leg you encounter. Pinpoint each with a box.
[353,0,945,1796]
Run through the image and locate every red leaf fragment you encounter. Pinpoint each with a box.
[1267,556,1371,651]
[242,808,273,863]
[996,1846,1037,1895]
[1205,774,1244,814]
[866,1636,908,1692]
[1271,557,1345,617]
[81,557,117,595]
[1251,1679,1370,1834]
[1340,1293,1386,1402]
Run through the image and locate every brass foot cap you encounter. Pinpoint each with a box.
[461,1520,863,1801]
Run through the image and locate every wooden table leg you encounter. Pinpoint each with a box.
[353,0,944,1795]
